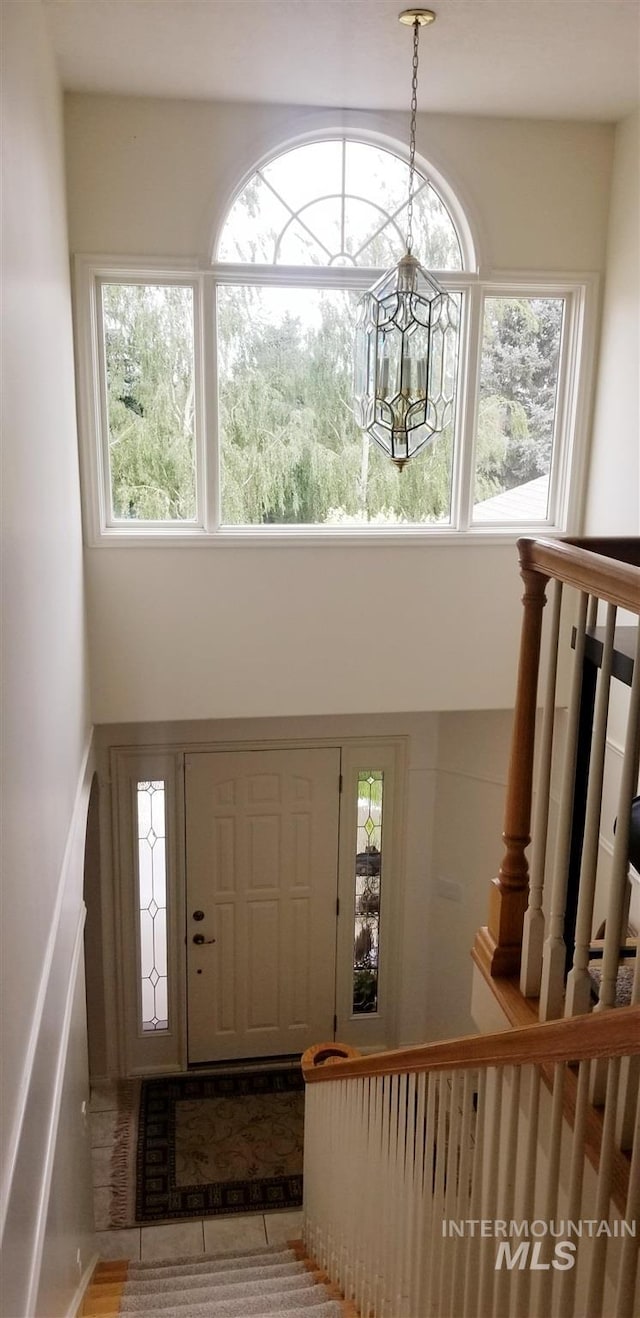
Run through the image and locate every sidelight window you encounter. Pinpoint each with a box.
[353,771,384,1015]
[137,780,169,1032]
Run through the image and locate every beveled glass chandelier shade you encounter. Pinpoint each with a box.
[353,9,460,469]
[354,253,459,469]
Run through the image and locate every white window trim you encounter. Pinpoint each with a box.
[73,254,599,548]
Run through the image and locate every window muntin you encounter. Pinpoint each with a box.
[472,296,564,525]
[217,139,463,270]
[100,281,197,523]
[218,284,457,526]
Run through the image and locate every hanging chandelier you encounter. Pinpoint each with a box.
[353,9,459,470]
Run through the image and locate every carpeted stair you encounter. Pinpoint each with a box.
[82,1242,358,1318]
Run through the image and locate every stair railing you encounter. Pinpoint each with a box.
[302,1006,640,1318]
[472,537,639,1026]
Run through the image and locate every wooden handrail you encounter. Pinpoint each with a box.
[474,535,639,982]
[519,537,640,613]
[302,1004,640,1083]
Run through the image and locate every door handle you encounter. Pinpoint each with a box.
[192,934,216,945]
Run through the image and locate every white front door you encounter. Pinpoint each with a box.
[185,748,341,1063]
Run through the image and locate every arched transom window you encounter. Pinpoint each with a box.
[214,138,468,528]
[217,139,463,271]
[81,134,591,540]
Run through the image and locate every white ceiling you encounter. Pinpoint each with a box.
[44,0,640,122]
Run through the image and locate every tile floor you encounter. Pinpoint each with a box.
[90,1079,303,1263]
[94,1209,304,1263]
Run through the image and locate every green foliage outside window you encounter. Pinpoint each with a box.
[217,285,454,526]
[475,297,563,505]
[103,283,196,521]
[101,283,564,528]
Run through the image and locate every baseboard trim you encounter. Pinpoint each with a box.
[67,1250,99,1318]
[0,730,94,1241]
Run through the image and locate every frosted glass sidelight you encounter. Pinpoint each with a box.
[353,771,384,1014]
[137,780,169,1031]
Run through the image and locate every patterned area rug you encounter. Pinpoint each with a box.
[130,1068,305,1224]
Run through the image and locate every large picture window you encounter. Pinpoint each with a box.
[77,135,594,542]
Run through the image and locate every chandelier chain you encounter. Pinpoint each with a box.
[406,17,420,254]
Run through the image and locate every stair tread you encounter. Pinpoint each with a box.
[120,1287,340,1317]
[120,1269,314,1309]
[88,1242,353,1318]
[128,1243,292,1274]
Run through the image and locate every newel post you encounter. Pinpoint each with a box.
[475,548,549,977]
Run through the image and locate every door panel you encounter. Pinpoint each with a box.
[185,747,340,1063]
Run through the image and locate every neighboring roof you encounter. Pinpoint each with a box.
[472,474,549,524]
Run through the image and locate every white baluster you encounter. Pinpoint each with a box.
[535,1062,566,1317]
[513,1065,541,1318]
[439,1069,463,1318]
[451,1071,475,1318]
[586,1057,622,1317]
[390,1073,408,1315]
[565,603,617,1016]
[383,1072,398,1315]
[354,1076,371,1316]
[557,1058,590,1318]
[417,1072,438,1317]
[618,954,640,1149]
[358,1075,376,1318]
[594,624,640,1014]
[493,1065,521,1318]
[425,1071,449,1316]
[478,1066,503,1318]
[591,626,640,1103]
[339,1080,352,1294]
[540,591,590,1020]
[376,1075,389,1315]
[615,1083,640,1318]
[410,1071,428,1317]
[401,1071,417,1317]
[463,1068,487,1318]
[522,579,563,997]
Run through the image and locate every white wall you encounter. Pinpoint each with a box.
[63,94,614,725]
[428,710,512,1039]
[584,109,640,537]
[1,4,94,1312]
[64,96,613,270]
[86,543,525,722]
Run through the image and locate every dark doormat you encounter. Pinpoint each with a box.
[135,1067,305,1223]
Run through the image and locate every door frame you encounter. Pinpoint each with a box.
[110,734,407,1076]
